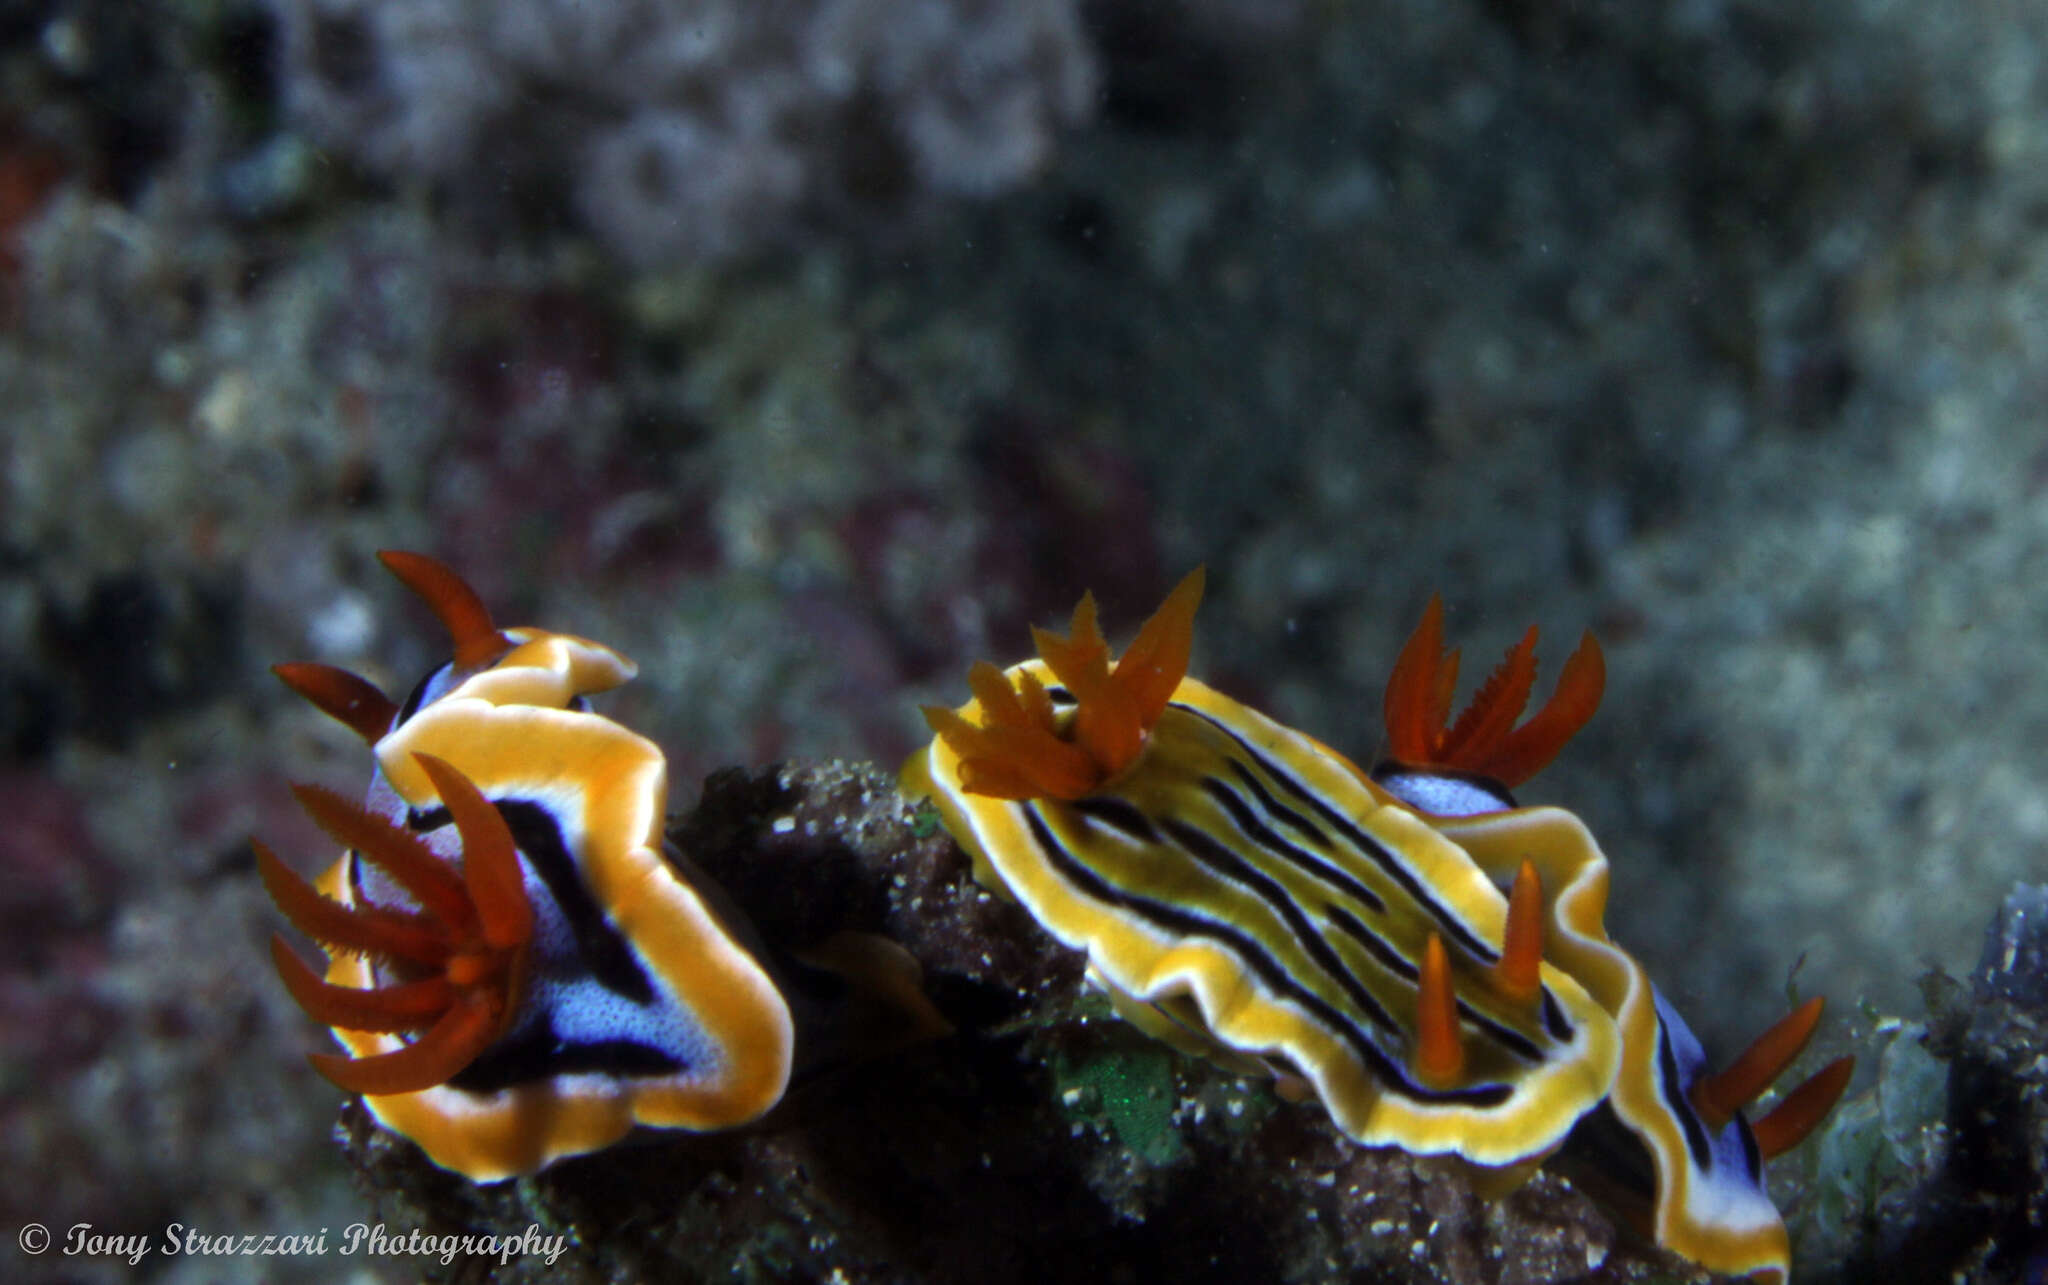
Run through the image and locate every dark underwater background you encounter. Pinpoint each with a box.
[1,1,2041,1280]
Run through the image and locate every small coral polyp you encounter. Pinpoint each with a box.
[259,552,791,1181]
[904,572,1853,1283]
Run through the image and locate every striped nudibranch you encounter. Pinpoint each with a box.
[1372,597,1854,1282]
[902,570,1853,1283]
[257,552,792,1180]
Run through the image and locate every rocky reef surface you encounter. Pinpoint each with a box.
[335,759,1694,1285]
[4,0,2048,1280]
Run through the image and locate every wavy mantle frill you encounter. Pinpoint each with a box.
[330,758,1779,1285]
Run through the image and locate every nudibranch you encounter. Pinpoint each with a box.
[902,575,1852,1283]
[1376,597,1852,1284]
[258,552,792,1180]
[903,568,1623,1171]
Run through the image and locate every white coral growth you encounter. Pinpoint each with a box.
[272,0,1097,265]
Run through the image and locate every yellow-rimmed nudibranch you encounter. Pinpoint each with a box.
[1380,596,1853,1283]
[902,571,1853,1283]
[258,552,793,1180]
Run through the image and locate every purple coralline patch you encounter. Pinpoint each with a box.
[0,770,110,969]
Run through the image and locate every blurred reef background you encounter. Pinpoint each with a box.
[3,0,2047,1280]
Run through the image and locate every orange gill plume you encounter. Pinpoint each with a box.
[1382,594,1606,787]
[921,567,1205,800]
[256,753,533,1095]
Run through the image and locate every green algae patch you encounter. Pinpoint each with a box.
[1053,1040,1189,1167]
[1793,1019,1947,1269]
